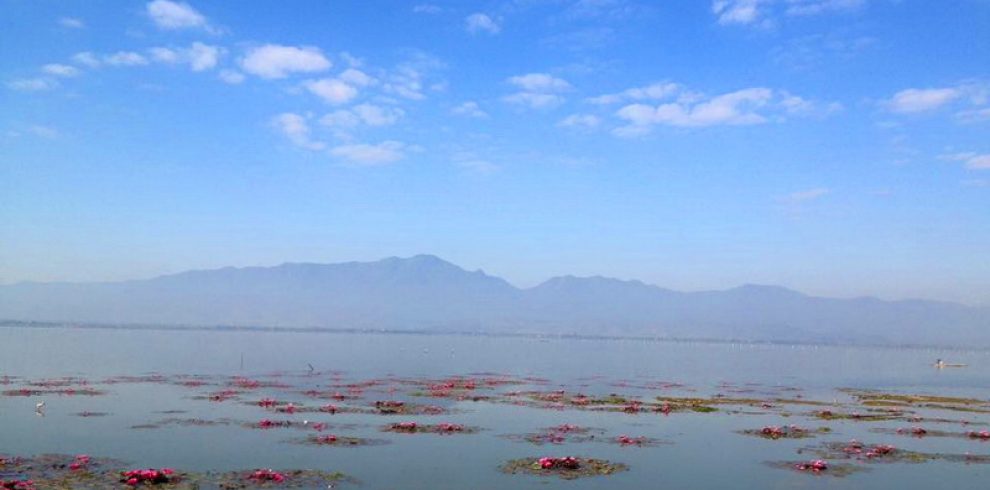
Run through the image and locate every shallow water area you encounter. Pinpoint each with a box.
[2,325,990,489]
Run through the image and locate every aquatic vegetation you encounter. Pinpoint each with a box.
[739,425,826,440]
[211,469,349,488]
[295,434,386,447]
[120,468,178,486]
[969,430,990,440]
[0,480,34,489]
[614,435,656,446]
[803,440,990,465]
[896,426,929,437]
[794,459,828,473]
[245,469,285,483]
[73,411,111,417]
[814,409,900,422]
[2,387,106,397]
[132,417,235,430]
[500,457,628,480]
[382,422,478,434]
[256,419,295,429]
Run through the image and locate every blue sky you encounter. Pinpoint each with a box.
[1,0,988,305]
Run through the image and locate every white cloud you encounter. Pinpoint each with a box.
[305,78,358,105]
[58,17,85,29]
[6,78,58,91]
[781,187,831,203]
[886,87,961,114]
[615,87,774,132]
[558,113,601,129]
[319,104,404,129]
[218,69,245,84]
[712,0,767,25]
[146,0,212,31]
[451,101,488,118]
[503,92,565,109]
[712,0,864,26]
[104,51,150,66]
[150,47,181,64]
[338,68,376,87]
[187,42,221,71]
[381,53,444,101]
[27,125,59,139]
[72,51,101,68]
[330,141,408,165]
[942,152,990,170]
[957,107,990,123]
[587,82,679,104]
[352,104,404,126]
[504,73,571,109]
[42,64,81,78]
[465,13,501,35]
[508,73,571,92]
[271,112,325,151]
[149,42,224,74]
[786,0,865,16]
[241,44,331,79]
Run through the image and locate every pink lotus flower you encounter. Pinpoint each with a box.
[969,430,990,440]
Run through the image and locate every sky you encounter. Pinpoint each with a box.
[1,0,988,305]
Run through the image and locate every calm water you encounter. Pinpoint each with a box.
[2,325,989,489]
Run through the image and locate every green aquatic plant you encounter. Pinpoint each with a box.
[500,457,628,480]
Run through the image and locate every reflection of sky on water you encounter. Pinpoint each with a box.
[1,326,989,488]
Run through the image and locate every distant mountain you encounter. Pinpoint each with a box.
[1,255,987,347]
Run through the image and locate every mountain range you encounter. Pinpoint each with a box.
[1,255,987,347]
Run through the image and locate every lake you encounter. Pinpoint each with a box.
[2,325,989,488]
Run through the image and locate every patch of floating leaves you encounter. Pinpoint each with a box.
[73,411,111,417]
[2,387,106,397]
[800,440,990,465]
[212,469,349,488]
[381,422,478,434]
[294,434,388,447]
[765,460,867,478]
[739,425,830,440]
[500,457,627,480]
[132,418,235,430]
[504,424,603,445]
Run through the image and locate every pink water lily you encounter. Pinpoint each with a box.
[794,460,828,472]
[247,468,286,483]
[120,468,176,485]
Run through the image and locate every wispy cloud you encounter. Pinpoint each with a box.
[451,101,488,118]
[503,73,572,109]
[271,113,325,151]
[465,13,501,35]
[6,78,58,92]
[780,187,831,204]
[331,141,409,165]
[42,64,81,77]
[941,152,990,170]
[58,17,85,29]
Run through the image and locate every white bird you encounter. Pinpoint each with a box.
[36,400,46,411]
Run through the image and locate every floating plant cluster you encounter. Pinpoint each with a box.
[500,457,628,480]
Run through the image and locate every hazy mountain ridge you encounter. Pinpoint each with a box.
[1,255,986,346]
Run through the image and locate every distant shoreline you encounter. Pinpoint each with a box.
[1,319,984,353]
